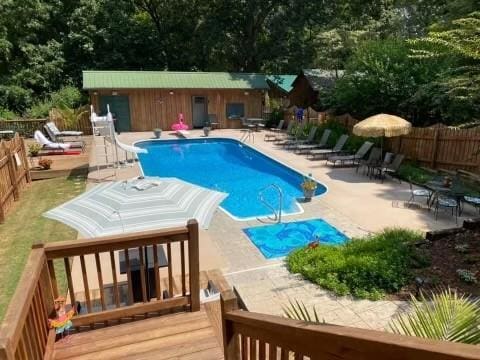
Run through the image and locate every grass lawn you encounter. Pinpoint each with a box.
[0,175,86,321]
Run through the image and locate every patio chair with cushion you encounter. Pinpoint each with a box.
[34,130,84,153]
[295,129,331,154]
[327,141,374,167]
[356,147,381,174]
[407,179,433,207]
[434,195,459,224]
[208,114,220,129]
[374,153,405,183]
[309,134,349,160]
[264,120,285,141]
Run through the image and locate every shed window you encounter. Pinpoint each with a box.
[226,103,245,119]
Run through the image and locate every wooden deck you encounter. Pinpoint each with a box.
[53,304,223,360]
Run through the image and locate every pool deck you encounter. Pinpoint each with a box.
[84,129,470,331]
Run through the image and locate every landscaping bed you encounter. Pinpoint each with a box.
[411,229,480,297]
[287,227,479,301]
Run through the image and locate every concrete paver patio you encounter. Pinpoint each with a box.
[82,129,469,331]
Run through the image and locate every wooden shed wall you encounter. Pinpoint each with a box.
[288,75,318,109]
[90,89,264,131]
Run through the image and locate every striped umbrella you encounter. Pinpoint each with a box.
[44,177,227,238]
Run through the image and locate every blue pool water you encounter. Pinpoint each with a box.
[243,219,348,258]
[136,138,326,219]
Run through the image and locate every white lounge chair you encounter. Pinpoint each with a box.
[45,122,83,137]
[34,131,83,152]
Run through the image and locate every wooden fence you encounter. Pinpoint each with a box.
[0,110,92,138]
[331,114,480,173]
[0,221,200,359]
[0,119,47,137]
[0,134,31,223]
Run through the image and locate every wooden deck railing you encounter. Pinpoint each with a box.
[0,134,31,223]
[220,291,480,360]
[0,220,200,359]
[0,248,55,360]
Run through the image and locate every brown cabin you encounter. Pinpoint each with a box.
[289,69,343,110]
[84,71,268,132]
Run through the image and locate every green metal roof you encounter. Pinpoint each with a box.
[83,71,269,90]
[266,75,297,93]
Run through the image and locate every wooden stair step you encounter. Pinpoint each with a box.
[62,327,219,360]
[55,309,208,349]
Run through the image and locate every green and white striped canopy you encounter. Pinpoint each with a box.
[44,177,227,238]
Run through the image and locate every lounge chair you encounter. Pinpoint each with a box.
[34,130,84,153]
[374,153,405,183]
[277,123,306,147]
[45,122,83,138]
[44,124,85,148]
[264,120,285,141]
[272,121,295,142]
[327,141,374,167]
[356,147,381,174]
[288,126,317,150]
[295,129,331,154]
[309,134,349,160]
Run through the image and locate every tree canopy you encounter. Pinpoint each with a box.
[0,0,478,124]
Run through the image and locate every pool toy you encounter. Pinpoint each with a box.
[171,113,189,131]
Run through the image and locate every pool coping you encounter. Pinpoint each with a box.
[133,136,329,222]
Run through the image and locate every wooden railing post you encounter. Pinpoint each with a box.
[0,338,14,360]
[221,290,239,360]
[20,136,31,183]
[187,219,200,311]
[2,142,18,201]
[431,128,440,169]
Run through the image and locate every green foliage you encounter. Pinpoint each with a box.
[0,107,17,120]
[456,269,478,284]
[287,228,426,300]
[390,289,480,344]
[26,86,86,118]
[283,299,322,323]
[396,162,435,184]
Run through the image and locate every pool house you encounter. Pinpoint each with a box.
[84,71,269,132]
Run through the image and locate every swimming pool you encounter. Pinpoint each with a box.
[136,138,327,220]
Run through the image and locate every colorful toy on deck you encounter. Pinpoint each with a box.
[171,113,189,131]
[49,296,75,338]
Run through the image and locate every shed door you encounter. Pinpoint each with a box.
[192,96,207,128]
[99,95,131,132]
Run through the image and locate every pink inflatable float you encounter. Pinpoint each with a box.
[171,113,189,131]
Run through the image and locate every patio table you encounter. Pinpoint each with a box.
[119,246,168,301]
[425,180,467,214]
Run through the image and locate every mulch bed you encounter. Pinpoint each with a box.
[395,229,480,300]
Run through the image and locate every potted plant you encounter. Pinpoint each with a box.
[203,119,211,137]
[38,158,53,170]
[28,143,42,157]
[301,173,317,201]
[153,128,162,139]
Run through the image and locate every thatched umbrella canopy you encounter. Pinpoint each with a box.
[353,114,412,155]
[353,113,412,138]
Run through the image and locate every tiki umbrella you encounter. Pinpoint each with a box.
[353,113,412,154]
[44,177,227,238]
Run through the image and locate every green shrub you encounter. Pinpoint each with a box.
[26,86,85,118]
[287,228,426,300]
[397,162,435,184]
[0,107,18,120]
